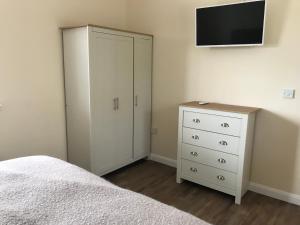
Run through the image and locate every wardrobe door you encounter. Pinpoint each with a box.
[90,32,134,176]
[133,37,152,159]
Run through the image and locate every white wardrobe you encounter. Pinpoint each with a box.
[62,25,152,176]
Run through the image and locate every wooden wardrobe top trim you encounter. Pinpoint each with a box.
[180,101,260,114]
[60,24,153,37]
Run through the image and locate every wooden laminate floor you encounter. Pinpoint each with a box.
[105,160,300,225]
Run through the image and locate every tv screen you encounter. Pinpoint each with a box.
[196,0,266,47]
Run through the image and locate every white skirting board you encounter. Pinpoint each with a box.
[149,153,300,206]
[249,182,300,206]
[149,153,177,168]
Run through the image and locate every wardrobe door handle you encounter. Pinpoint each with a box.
[116,98,119,110]
[113,98,119,110]
[135,95,138,107]
[113,98,117,111]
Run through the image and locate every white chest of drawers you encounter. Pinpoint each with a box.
[177,102,259,204]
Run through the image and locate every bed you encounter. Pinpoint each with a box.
[0,156,209,225]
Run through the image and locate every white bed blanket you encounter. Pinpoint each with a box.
[0,156,209,225]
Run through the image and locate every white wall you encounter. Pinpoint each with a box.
[0,0,127,160]
[126,0,300,195]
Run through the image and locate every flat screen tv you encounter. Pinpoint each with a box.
[196,0,266,47]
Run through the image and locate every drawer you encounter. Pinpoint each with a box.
[182,128,240,155]
[183,111,242,136]
[181,143,238,173]
[181,159,237,190]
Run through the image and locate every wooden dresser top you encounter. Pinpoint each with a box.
[180,101,260,114]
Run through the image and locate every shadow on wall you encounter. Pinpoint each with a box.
[251,109,299,193]
[264,0,291,47]
[151,36,190,158]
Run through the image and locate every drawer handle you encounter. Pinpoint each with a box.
[217,175,225,181]
[190,152,198,157]
[218,158,226,164]
[221,123,230,128]
[190,167,198,173]
[193,119,201,124]
[192,135,199,140]
[219,140,228,146]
